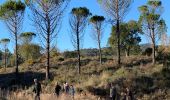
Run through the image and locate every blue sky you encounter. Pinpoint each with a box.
[0,0,169,52]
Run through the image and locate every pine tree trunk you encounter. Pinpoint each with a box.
[78,43,81,74]
[116,0,121,66]
[77,21,81,74]
[46,37,50,80]
[152,29,156,65]
[152,43,156,65]
[125,50,128,57]
[46,15,51,80]
[98,40,102,65]
[4,47,7,71]
[125,47,130,57]
[117,19,121,65]
[15,33,19,79]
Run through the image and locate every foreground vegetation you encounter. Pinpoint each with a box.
[0,54,169,100]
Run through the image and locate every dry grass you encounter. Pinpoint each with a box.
[0,55,169,100]
[1,88,170,100]
[1,91,98,100]
[138,89,170,100]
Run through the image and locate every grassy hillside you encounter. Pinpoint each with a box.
[0,54,170,100]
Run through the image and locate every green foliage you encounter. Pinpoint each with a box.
[57,56,64,61]
[138,5,148,14]
[102,47,114,56]
[109,23,125,47]
[143,47,152,56]
[71,7,91,17]
[89,15,105,41]
[138,0,166,64]
[20,32,36,44]
[147,1,162,8]
[138,1,166,38]
[18,44,41,61]
[0,38,10,49]
[0,38,10,44]
[8,54,23,67]
[147,14,160,21]
[152,68,170,88]
[90,15,105,23]
[63,51,77,58]
[0,0,25,19]
[158,19,167,35]
[50,47,59,57]
[134,76,154,93]
[108,20,142,56]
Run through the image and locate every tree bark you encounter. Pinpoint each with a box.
[98,39,102,65]
[152,29,156,65]
[77,21,81,74]
[125,47,130,57]
[46,37,50,80]
[152,43,156,64]
[125,50,129,57]
[4,47,7,71]
[46,14,50,80]
[46,41,50,80]
[116,0,121,65]
[116,19,121,65]
[97,28,102,65]
[15,33,19,79]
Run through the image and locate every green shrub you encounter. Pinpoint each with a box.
[133,76,154,93]
[56,56,64,61]
[142,47,152,56]
[63,51,77,58]
[76,87,84,93]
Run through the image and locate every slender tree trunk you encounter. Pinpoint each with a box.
[152,42,156,64]
[46,37,50,80]
[125,47,130,57]
[116,19,121,65]
[77,21,81,74]
[46,14,50,80]
[125,50,128,57]
[77,33,81,74]
[13,14,19,80]
[152,29,156,65]
[116,0,121,65]
[97,28,102,65]
[98,40,102,65]
[15,33,19,78]
[4,47,7,71]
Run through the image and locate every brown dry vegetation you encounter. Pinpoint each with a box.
[0,55,170,100]
[0,90,99,100]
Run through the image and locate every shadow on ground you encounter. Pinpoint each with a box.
[0,71,45,90]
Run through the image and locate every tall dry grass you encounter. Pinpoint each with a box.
[0,90,99,100]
